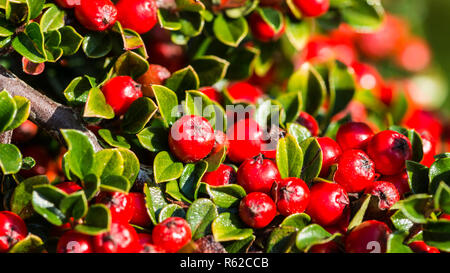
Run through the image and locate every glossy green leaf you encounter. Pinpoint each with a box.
[63,76,96,106]
[286,123,311,145]
[60,191,88,220]
[98,129,131,149]
[74,204,111,235]
[8,234,44,253]
[196,182,246,209]
[152,85,179,128]
[179,161,208,200]
[143,180,168,225]
[82,32,112,59]
[299,137,323,184]
[158,204,186,223]
[83,87,115,119]
[0,143,22,174]
[40,4,65,32]
[100,175,131,193]
[266,226,297,253]
[114,50,149,80]
[435,182,450,214]
[429,157,450,194]
[212,212,253,242]
[61,129,95,180]
[153,151,184,183]
[406,161,429,194]
[276,92,302,124]
[186,198,218,240]
[0,90,17,132]
[12,22,46,63]
[213,14,248,47]
[122,97,158,134]
[165,66,200,99]
[393,194,433,224]
[295,224,339,252]
[10,175,49,219]
[31,184,68,226]
[191,56,229,86]
[91,149,124,179]
[280,213,311,230]
[276,134,304,179]
[116,148,140,184]
[285,17,310,50]
[386,231,413,253]
[59,26,83,56]
[6,96,31,131]
[137,124,169,152]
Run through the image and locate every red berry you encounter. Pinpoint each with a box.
[272,177,310,216]
[227,118,263,163]
[227,82,263,104]
[317,137,342,177]
[308,241,341,253]
[293,0,330,17]
[140,243,166,253]
[381,170,411,197]
[147,41,187,73]
[395,38,431,72]
[55,0,80,9]
[129,192,152,227]
[101,76,143,116]
[336,122,374,151]
[334,149,376,193]
[116,0,157,34]
[74,0,117,32]
[211,130,229,155]
[202,164,236,186]
[152,217,192,253]
[239,192,276,229]
[93,222,140,253]
[57,230,94,253]
[364,181,400,210]
[345,220,391,253]
[12,120,38,143]
[95,191,135,224]
[298,36,335,65]
[0,211,28,253]
[351,62,383,93]
[237,155,281,194]
[297,112,319,136]
[408,241,440,253]
[168,115,216,163]
[138,233,153,245]
[249,11,285,42]
[137,64,171,96]
[366,130,412,176]
[55,181,82,194]
[440,213,450,221]
[199,86,222,103]
[419,130,437,167]
[306,182,349,226]
[404,110,443,140]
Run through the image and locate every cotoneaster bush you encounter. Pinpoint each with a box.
[0,0,448,254]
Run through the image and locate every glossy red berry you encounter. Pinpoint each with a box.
[308,241,341,253]
[237,155,281,194]
[0,211,28,253]
[408,241,440,253]
[93,222,140,253]
[57,230,94,253]
[227,118,263,163]
[297,112,319,136]
[272,177,310,216]
[211,130,229,155]
[74,0,117,31]
[101,76,143,116]
[55,181,82,194]
[366,130,412,175]
[249,11,285,42]
[55,0,80,9]
[395,38,431,72]
[419,130,437,167]
[116,0,157,34]
[95,191,134,224]
[239,192,276,229]
[202,164,236,186]
[364,181,400,210]
[12,120,38,143]
[293,0,330,18]
[306,182,349,226]
[152,217,192,253]
[317,137,342,177]
[351,62,383,92]
[129,192,152,227]
[381,170,411,197]
[345,220,391,253]
[137,64,171,97]
[168,115,215,163]
[227,82,263,104]
[334,149,376,193]
[138,232,153,245]
[336,122,374,151]
[199,86,222,103]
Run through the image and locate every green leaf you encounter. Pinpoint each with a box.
[276,92,302,124]
[286,123,311,145]
[223,235,255,253]
[82,32,112,59]
[386,231,413,253]
[112,22,147,55]
[191,56,229,86]
[165,179,192,204]
[179,161,208,200]
[100,175,131,193]
[122,97,158,134]
[31,184,68,226]
[116,148,140,184]
[178,11,204,37]
[299,137,323,184]
[61,129,95,180]
[394,194,433,224]
[226,45,259,81]
[429,157,450,194]
[114,50,149,80]
[60,191,88,220]
[137,124,169,152]
[327,61,356,119]
[83,87,115,119]
[257,7,284,32]
[0,143,22,174]
[165,66,200,99]
[185,91,226,131]
[280,213,311,230]
[152,85,179,128]
[25,0,45,21]
[390,210,414,233]
[423,220,450,252]
[63,76,96,106]
[91,149,124,179]
[8,234,44,253]
[196,183,246,209]
[153,151,184,183]
[348,194,371,230]
[158,204,186,223]
[6,96,31,131]
[285,17,310,50]
[435,182,450,214]
[276,134,304,179]
[213,14,248,47]
[157,9,182,31]
[10,175,49,219]
[21,156,36,170]
[0,90,17,132]
[204,144,227,172]
[82,174,100,201]
[40,4,65,32]
[266,226,297,253]
[212,212,253,242]
[186,198,218,240]
[59,26,83,56]
[98,129,131,149]
[295,224,339,252]
[12,22,47,63]
[176,0,205,12]
[74,204,111,235]
[340,0,384,32]
[143,180,168,225]
[406,161,429,194]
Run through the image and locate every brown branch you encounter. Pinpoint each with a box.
[0,65,102,152]
[0,130,13,144]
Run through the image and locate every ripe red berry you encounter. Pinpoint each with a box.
[351,62,383,93]
[334,149,376,193]
[55,181,82,194]
[138,232,153,245]
[199,86,222,103]
[95,191,134,224]
[116,0,157,34]
[308,241,341,253]
[366,130,412,175]
[395,38,431,72]
[227,82,263,104]
[74,0,117,32]
[129,192,152,227]
[381,170,411,197]
[101,76,143,116]
[211,130,229,155]
[136,64,171,97]
[419,130,437,167]
[317,137,342,177]
[408,241,440,253]
[298,36,335,65]
[202,164,236,186]
[168,115,216,163]
[57,230,94,253]
[0,211,28,253]
[12,120,38,143]
[93,222,140,253]
[297,112,319,136]
[345,220,391,253]
[293,0,330,18]
[239,192,276,229]
[306,182,349,226]
[440,213,450,221]
[336,122,374,151]
[152,217,192,253]
[364,181,400,210]
[55,0,80,9]
[237,155,281,194]
[227,118,263,163]
[272,177,310,216]
[249,11,285,42]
